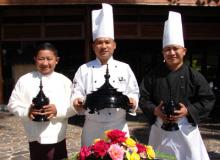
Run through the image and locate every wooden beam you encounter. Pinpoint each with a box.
[0,0,219,6]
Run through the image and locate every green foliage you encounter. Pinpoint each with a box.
[155,151,176,160]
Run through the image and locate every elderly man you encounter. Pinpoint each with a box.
[71,3,139,146]
[139,11,215,160]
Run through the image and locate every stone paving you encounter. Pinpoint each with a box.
[0,109,220,160]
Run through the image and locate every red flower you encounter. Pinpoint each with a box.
[106,129,127,144]
[79,146,91,160]
[92,140,110,158]
[136,143,147,154]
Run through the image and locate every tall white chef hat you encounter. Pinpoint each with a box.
[162,11,184,48]
[92,3,114,41]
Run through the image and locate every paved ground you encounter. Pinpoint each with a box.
[0,108,220,160]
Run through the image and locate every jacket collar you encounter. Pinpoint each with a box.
[95,56,114,66]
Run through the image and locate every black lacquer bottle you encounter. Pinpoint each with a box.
[161,77,179,131]
[161,97,179,131]
[32,79,49,122]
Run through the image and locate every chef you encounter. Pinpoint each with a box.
[139,11,215,160]
[71,3,139,146]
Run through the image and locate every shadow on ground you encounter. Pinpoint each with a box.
[68,115,85,127]
[208,152,220,160]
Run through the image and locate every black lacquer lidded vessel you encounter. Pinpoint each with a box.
[161,97,179,131]
[161,76,179,131]
[85,65,130,114]
[32,79,49,122]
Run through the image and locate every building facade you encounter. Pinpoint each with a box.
[0,0,220,105]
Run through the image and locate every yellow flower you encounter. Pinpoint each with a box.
[126,151,131,160]
[126,151,141,160]
[125,137,136,147]
[130,152,140,160]
[93,138,101,144]
[104,130,112,135]
[146,145,156,159]
[104,130,112,141]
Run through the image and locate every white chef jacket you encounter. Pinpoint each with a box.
[71,57,139,146]
[149,117,210,160]
[8,71,76,144]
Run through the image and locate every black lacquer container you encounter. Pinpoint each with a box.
[32,79,49,122]
[85,65,130,114]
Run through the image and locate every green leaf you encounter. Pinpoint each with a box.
[155,151,176,160]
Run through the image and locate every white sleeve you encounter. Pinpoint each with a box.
[7,78,30,119]
[71,67,87,114]
[126,65,140,111]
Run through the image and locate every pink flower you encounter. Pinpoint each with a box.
[79,146,91,160]
[108,144,124,160]
[106,129,127,144]
[92,140,110,158]
[74,129,157,160]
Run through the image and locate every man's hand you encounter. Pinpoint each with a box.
[169,103,188,121]
[128,98,137,109]
[28,104,43,120]
[73,98,85,112]
[42,104,57,119]
[153,101,170,122]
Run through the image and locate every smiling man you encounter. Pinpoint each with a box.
[139,11,215,160]
[71,3,139,146]
[7,42,76,160]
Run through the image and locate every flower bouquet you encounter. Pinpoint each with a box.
[70,129,156,160]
